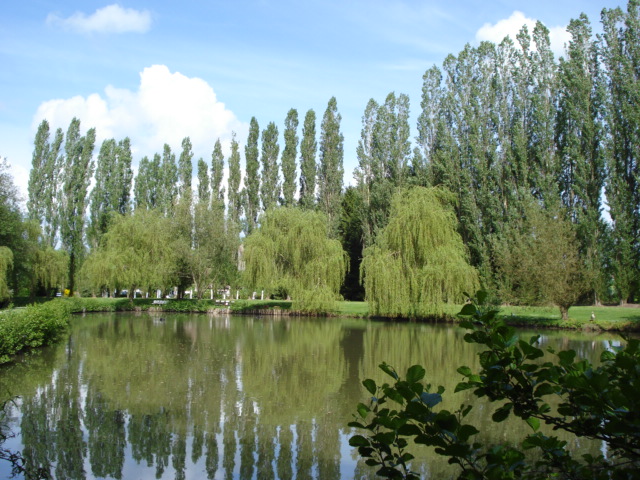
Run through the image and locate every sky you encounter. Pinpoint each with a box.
[0,0,627,203]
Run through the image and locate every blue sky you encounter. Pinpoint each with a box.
[0,1,625,200]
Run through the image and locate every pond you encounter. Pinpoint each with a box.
[0,312,621,479]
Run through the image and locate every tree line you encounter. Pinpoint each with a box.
[2,1,639,312]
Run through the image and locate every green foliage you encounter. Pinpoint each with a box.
[196,158,210,205]
[318,97,344,233]
[260,121,280,211]
[601,1,640,303]
[0,247,13,305]
[494,202,587,319]
[362,186,478,318]
[79,209,177,295]
[242,207,346,313]
[188,202,239,298]
[0,300,71,364]
[350,291,640,479]
[299,109,317,210]
[58,118,96,294]
[227,133,243,225]
[281,109,298,207]
[244,117,261,234]
[210,138,225,207]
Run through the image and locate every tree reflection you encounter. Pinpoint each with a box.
[0,312,614,479]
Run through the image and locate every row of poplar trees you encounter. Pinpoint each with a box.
[24,0,640,305]
[27,97,345,297]
[351,1,640,305]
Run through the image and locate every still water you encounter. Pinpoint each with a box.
[0,312,620,479]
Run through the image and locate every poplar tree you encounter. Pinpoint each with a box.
[318,97,344,233]
[299,109,317,210]
[197,158,210,205]
[228,133,243,226]
[134,154,161,210]
[28,120,51,226]
[244,117,260,233]
[211,139,225,210]
[556,13,606,303]
[59,118,96,294]
[260,121,280,212]
[601,0,640,303]
[281,109,299,207]
[88,138,117,248]
[28,120,63,247]
[158,144,178,217]
[178,137,193,202]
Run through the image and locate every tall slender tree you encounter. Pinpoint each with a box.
[281,109,299,207]
[211,139,225,211]
[158,144,178,217]
[28,120,63,247]
[601,0,640,303]
[318,97,344,233]
[244,117,260,233]
[299,109,317,210]
[227,133,243,226]
[134,154,161,210]
[114,137,133,215]
[59,118,96,294]
[260,121,280,212]
[556,13,606,303]
[88,138,117,248]
[197,158,210,205]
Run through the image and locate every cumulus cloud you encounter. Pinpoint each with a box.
[47,4,152,34]
[33,65,246,164]
[476,11,570,58]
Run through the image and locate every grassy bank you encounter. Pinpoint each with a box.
[3,298,639,365]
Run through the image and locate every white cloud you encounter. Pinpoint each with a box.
[33,65,247,164]
[47,4,152,34]
[475,11,570,58]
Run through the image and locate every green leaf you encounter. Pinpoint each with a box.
[362,378,377,395]
[459,303,476,316]
[349,435,370,447]
[379,363,399,380]
[406,365,426,383]
[357,403,370,418]
[525,417,540,432]
[492,404,512,422]
[558,350,576,366]
[457,366,472,376]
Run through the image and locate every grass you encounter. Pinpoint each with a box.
[6,297,640,331]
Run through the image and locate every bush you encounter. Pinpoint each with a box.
[0,301,71,364]
[350,291,640,479]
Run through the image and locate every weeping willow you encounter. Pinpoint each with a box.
[242,208,347,313]
[0,246,13,303]
[361,187,478,317]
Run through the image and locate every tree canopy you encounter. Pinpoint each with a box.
[361,186,478,317]
[242,207,346,313]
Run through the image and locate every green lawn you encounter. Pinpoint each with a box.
[6,297,640,331]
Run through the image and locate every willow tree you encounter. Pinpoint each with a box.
[80,209,177,298]
[242,207,346,313]
[361,187,478,318]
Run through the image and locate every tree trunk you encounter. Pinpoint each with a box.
[560,305,569,321]
[68,251,76,296]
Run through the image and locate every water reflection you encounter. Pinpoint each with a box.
[0,313,621,479]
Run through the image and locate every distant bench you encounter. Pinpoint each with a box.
[152,300,168,305]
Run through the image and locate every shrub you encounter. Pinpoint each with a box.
[350,291,640,479]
